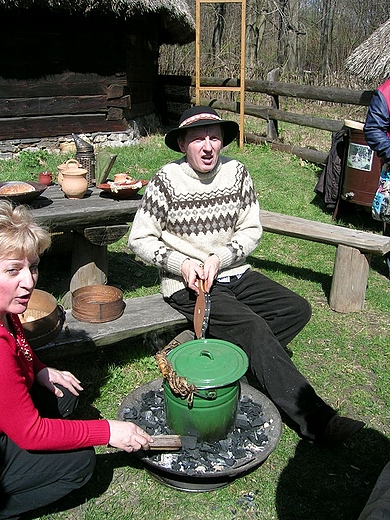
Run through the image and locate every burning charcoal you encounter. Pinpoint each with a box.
[236,413,250,428]
[122,407,139,420]
[224,457,236,467]
[185,447,200,458]
[120,387,272,477]
[231,447,248,459]
[200,443,219,454]
[218,438,232,452]
[181,435,198,450]
[251,416,266,427]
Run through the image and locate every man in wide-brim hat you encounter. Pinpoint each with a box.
[164,105,239,152]
[129,105,365,446]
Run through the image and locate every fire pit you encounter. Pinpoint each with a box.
[118,378,282,492]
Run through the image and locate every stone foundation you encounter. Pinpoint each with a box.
[0,114,160,160]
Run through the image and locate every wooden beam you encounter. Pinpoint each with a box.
[0,96,108,117]
[0,73,127,98]
[159,74,375,106]
[0,114,129,139]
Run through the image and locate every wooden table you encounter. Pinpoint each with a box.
[30,184,141,305]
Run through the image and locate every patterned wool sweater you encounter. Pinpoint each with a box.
[128,155,262,297]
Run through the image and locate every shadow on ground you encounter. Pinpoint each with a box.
[275,427,390,520]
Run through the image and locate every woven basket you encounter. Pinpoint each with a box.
[71,285,124,323]
[22,290,63,349]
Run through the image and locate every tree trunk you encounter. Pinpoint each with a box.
[320,0,336,80]
[211,3,226,68]
[246,0,267,73]
[277,0,302,72]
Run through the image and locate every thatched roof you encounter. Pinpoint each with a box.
[0,0,195,45]
[345,19,390,82]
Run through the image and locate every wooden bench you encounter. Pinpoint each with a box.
[34,210,390,361]
[259,209,390,313]
[34,293,187,363]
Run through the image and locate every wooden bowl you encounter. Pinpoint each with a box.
[21,289,63,348]
[71,285,124,323]
[97,180,148,199]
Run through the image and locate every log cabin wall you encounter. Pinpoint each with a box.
[0,8,162,144]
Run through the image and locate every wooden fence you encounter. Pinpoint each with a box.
[158,73,376,165]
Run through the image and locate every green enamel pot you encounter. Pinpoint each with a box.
[164,339,248,442]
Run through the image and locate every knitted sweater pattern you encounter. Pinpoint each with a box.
[129,156,262,297]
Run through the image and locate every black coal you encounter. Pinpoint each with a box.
[121,388,272,475]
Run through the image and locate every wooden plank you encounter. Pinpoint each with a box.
[107,84,126,99]
[259,210,390,255]
[159,75,374,106]
[0,96,108,117]
[33,294,187,362]
[0,114,128,140]
[107,107,124,120]
[329,245,370,313]
[246,133,328,165]
[0,73,127,98]
[107,96,130,108]
[31,186,141,231]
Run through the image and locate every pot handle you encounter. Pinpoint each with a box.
[65,159,81,167]
[200,350,214,360]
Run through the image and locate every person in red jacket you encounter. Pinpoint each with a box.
[0,200,152,519]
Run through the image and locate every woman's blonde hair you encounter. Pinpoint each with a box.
[0,200,51,259]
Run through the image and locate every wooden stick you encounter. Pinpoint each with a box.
[149,435,183,450]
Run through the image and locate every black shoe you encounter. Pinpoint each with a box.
[316,415,365,446]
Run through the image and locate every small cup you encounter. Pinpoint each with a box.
[114,173,128,184]
[38,171,53,186]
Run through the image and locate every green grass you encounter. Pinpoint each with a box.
[1,136,389,520]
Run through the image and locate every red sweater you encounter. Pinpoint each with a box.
[0,314,110,451]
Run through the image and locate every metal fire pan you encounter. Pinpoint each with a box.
[118,378,282,492]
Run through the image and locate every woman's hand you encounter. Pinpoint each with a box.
[35,367,83,398]
[107,420,153,452]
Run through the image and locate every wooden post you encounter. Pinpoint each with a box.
[329,244,370,313]
[195,0,246,149]
[62,232,108,308]
[266,68,279,140]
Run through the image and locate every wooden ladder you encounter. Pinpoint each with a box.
[195,0,246,149]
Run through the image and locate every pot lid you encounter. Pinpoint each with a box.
[167,339,248,389]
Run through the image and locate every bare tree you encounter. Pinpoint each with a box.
[211,2,227,67]
[277,0,304,72]
[246,0,268,73]
[319,0,336,80]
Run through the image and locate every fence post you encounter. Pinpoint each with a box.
[266,68,280,140]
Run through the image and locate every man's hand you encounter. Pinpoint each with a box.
[181,254,220,294]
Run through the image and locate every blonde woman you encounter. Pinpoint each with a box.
[0,201,151,519]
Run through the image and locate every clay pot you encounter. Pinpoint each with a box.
[61,169,88,199]
[57,159,83,187]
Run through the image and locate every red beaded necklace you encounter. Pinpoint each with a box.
[0,315,33,362]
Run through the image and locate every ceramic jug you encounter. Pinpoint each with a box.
[57,159,82,187]
[61,171,88,199]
